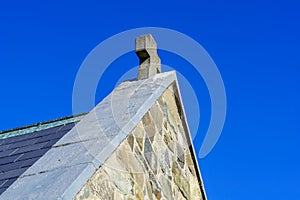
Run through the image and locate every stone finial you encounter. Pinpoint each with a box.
[135,34,161,80]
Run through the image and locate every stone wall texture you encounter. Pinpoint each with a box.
[74,85,204,200]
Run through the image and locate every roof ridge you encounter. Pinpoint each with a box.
[0,113,87,139]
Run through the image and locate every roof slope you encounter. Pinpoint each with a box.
[0,114,85,195]
[0,71,180,200]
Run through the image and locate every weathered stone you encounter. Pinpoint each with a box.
[164,150,171,168]
[156,192,162,200]
[176,142,185,169]
[152,132,167,159]
[189,176,203,200]
[177,124,186,147]
[74,182,99,200]
[157,96,165,113]
[132,173,145,190]
[134,146,150,172]
[132,122,145,151]
[148,171,161,197]
[102,158,134,196]
[144,174,154,200]
[74,85,203,200]
[114,189,124,200]
[174,186,187,200]
[150,102,164,133]
[116,141,145,174]
[159,130,163,137]
[163,88,180,134]
[143,112,152,126]
[163,120,168,130]
[158,174,173,200]
[172,161,190,199]
[134,185,144,200]
[163,131,175,153]
[89,168,115,200]
[135,34,161,80]
[143,112,156,142]
[127,134,134,151]
[185,150,196,176]
[144,136,158,174]
[111,172,134,196]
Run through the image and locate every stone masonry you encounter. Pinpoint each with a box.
[135,34,161,80]
[74,84,204,200]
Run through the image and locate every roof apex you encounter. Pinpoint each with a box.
[1,71,178,200]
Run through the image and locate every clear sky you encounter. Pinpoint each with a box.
[0,0,299,199]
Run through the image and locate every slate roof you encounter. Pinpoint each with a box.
[0,114,85,195]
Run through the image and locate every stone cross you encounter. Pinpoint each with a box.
[135,34,161,80]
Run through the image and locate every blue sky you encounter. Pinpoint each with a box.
[0,0,299,199]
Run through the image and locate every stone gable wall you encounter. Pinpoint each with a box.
[74,86,203,200]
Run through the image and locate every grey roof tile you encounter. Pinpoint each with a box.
[0,157,40,173]
[17,149,49,161]
[0,188,6,195]
[0,178,16,188]
[0,168,28,181]
[0,154,22,166]
[0,118,79,195]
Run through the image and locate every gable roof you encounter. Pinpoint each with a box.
[0,71,206,199]
[0,114,85,195]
